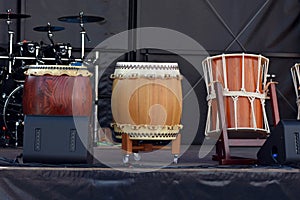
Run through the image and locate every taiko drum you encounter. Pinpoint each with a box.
[22,65,92,116]
[111,62,183,140]
[291,63,300,120]
[202,53,269,133]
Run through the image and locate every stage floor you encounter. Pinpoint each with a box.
[0,144,261,167]
[1,145,300,199]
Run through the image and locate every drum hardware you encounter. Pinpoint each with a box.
[33,24,65,32]
[2,84,24,147]
[33,23,76,65]
[14,119,22,147]
[0,9,31,74]
[58,11,106,59]
[93,51,99,145]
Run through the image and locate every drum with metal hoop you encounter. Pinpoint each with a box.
[12,40,40,81]
[202,53,270,134]
[41,43,72,65]
[110,62,183,140]
[291,64,300,119]
[22,65,92,116]
[2,84,24,144]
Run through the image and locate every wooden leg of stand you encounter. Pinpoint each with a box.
[214,82,230,161]
[269,82,280,126]
[172,133,181,155]
[122,134,132,155]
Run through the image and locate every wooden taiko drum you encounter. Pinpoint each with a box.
[202,53,270,134]
[22,65,92,116]
[111,62,183,140]
[291,63,300,119]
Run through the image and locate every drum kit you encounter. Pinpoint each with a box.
[0,10,105,146]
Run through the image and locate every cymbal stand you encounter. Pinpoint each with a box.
[6,9,14,74]
[79,12,90,59]
[93,51,99,144]
[47,22,55,46]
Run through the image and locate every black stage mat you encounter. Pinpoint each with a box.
[0,146,300,199]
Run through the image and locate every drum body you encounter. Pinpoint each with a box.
[202,53,270,134]
[291,64,300,119]
[41,43,72,65]
[111,62,183,140]
[13,41,40,81]
[22,65,92,116]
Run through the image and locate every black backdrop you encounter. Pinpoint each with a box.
[1,0,300,145]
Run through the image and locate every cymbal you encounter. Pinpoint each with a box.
[58,15,105,23]
[0,13,30,19]
[33,26,65,32]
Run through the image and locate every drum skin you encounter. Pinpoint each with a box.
[22,75,92,116]
[206,55,266,130]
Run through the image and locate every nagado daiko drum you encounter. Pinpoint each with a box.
[22,65,93,116]
[202,53,270,134]
[111,62,183,140]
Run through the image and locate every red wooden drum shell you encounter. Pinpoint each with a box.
[203,54,269,132]
[22,66,92,116]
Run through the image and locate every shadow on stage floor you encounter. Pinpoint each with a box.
[0,145,300,199]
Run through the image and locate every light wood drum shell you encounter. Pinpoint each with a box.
[22,65,93,116]
[111,62,183,140]
[202,53,270,134]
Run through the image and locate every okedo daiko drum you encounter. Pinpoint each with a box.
[22,65,92,116]
[291,64,300,119]
[111,62,183,140]
[202,53,270,134]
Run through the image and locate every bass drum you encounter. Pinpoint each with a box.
[2,85,24,146]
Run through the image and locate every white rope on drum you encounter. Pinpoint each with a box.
[247,96,257,130]
[232,96,239,130]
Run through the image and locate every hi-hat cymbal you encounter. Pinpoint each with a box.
[58,15,105,23]
[0,13,30,19]
[33,26,65,32]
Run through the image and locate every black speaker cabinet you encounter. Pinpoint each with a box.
[23,115,91,164]
[257,120,300,165]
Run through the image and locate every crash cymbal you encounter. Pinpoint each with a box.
[0,13,30,19]
[58,15,105,23]
[33,26,65,32]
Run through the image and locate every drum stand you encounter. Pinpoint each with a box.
[79,12,90,59]
[212,80,280,165]
[121,133,182,164]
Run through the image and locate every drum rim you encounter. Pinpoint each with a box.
[26,64,87,69]
[203,53,269,62]
[116,62,178,67]
[291,63,300,69]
